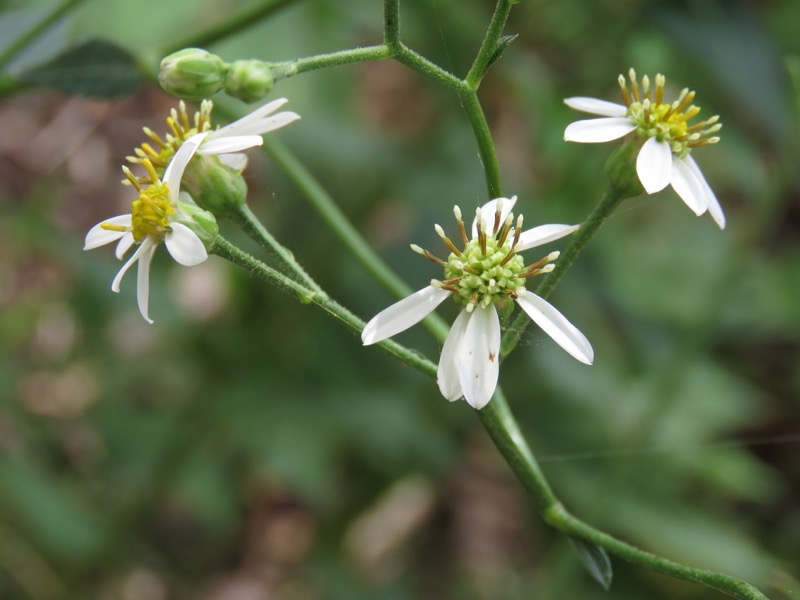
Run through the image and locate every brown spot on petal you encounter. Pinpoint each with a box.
[489,352,496,362]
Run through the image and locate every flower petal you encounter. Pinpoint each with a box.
[217,153,249,171]
[514,291,593,365]
[111,238,153,293]
[212,98,298,137]
[456,304,501,410]
[636,137,673,194]
[564,118,636,143]
[83,214,132,250]
[361,286,451,345]
[564,97,627,117]
[674,155,725,229]
[517,224,579,252]
[165,223,208,266]
[164,133,207,201]
[670,155,708,216]
[239,111,301,135]
[199,135,263,155]
[471,196,517,238]
[115,233,135,260]
[136,242,157,324]
[437,308,471,402]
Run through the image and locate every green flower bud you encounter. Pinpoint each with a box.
[159,48,227,101]
[224,59,274,103]
[604,138,645,199]
[181,155,249,218]
[176,201,219,250]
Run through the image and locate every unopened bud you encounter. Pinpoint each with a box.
[159,48,227,100]
[224,60,274,103]
[176,201,219,249]
[181,155,249,218]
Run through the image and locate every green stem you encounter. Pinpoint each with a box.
[211,236,438,378]
[229,202,319,291]
[458,89,503,198]
[160,0,297,56]
[478,392,768,600]
[384,0,401,49]
[0,0,88,70]
[263,138,450,341]
[273,45,391,77]
[465,0,513,88]
[501,184,628,357]
[393,44,464,89]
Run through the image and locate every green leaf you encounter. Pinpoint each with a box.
[568,536,613,590]
[487,34,518,70]
[16,38,141,97]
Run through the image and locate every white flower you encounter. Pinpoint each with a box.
[361,197,593,410]
[127,98,300,182]
[564,69,725,229]
[84,136,208,324]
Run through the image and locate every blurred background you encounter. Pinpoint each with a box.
[1,0,799,598]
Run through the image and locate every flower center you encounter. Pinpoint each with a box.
[129,182,174,243]
[126,100,214,186]
[412,204,559,311]
[619,69,721,158]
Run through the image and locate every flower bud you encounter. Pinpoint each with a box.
[181,155,249,218]
[176,201,219,250]
[224,60,274,103]
[159,48,227,100]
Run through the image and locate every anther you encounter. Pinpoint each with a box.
[475,208,488,255]
[497,214,514,247]
[122,166,142,191]
[411,243,446,266]
[453,205,468,243]
[629,68,640,102]
[435,224,462,256]
[642,74,650,99]
[655,74,665,105]
[618,74,631,106]
[493,198,504,234]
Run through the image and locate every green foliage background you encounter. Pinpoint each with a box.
[1,0,799,598]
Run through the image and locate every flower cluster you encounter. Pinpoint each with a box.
[362,197,593,409]
[564,69,724,228]
[85,98,299,322]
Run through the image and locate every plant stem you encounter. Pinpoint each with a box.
[384,0,401,49]
[263,138,450,341]
[477,391,768,600]
[458,89,503,198]
[211,236,438,378]
[229,202,319,291]
[465,0,513,88]
[0,0,88,71]
[273,45,391,76]
[501,184,628,357]
[160,0,298,56]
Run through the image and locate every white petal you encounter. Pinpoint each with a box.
[675,155,725,229]
[239,111,301,135]
[198,135,263,155]
[164,223,208,266]
[136,242,157,324]
[164,133,207,200]
[670,155,708,216]
[361,285,451,345]
[514,291,593,365]
[437,308,471,402]
[564,118,636,143]
[111,238,153,293]
[471,196,517,238]
[115,233,135,259]
[636,137,673,194]
[83,214,132,250]
[517,224,579,252]
[456,304,501,410]
[564,97,627,117]
[211,98,294,137]
[218,153,249,171]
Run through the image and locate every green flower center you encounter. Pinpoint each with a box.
[413,205,558,312]
[444,236,526,309]
[619,69,721,158]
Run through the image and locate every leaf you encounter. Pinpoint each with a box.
[16,38,141,97]
[567,536,613,590]
[487,34,518,70]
